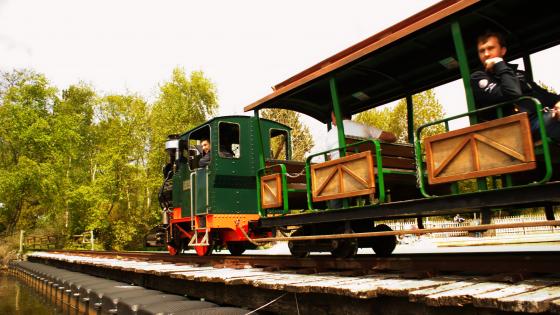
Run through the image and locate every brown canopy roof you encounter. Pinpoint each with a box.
[244,0,560,123]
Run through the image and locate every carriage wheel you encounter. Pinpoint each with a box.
[331,227,358,258]
[288,228,309,258]
[227,242,246,256]
[371,224,397,256]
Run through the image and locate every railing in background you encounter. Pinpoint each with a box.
[378,210,560,239]
[24,234,60,250]
[71,231,95,251]
[14,230,95,252]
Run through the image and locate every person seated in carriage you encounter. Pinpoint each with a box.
[470,30,560,143]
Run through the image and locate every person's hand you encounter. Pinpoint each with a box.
[552,101,560,121]
[484,57,503,72]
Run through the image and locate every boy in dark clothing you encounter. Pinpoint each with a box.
[470,30,560,142]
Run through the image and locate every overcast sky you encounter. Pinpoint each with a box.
[1,0,559,138]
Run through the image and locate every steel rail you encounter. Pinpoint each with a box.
[39,250,560,275]
[250,220,560,243]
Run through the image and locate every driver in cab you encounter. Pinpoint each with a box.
[198,138,234,168]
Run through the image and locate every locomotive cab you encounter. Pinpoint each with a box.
[162,116,291,256]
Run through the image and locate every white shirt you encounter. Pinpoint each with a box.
[312,120,383,161]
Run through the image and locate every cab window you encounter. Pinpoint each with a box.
[186,126,210,170]
[270,129,289,160]
[218,122,240,158]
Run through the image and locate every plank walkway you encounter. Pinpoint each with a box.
[28,252,560,313]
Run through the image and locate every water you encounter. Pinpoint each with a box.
[0,272,60,315]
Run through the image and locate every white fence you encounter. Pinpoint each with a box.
[378,210,560,239]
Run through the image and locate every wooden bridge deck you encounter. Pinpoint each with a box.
[23,251,560,314]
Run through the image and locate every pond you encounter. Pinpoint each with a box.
[0,272,60,315]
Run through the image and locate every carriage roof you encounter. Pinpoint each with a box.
[243,0,560,123]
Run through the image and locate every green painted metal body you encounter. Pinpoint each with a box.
[171,116,291,217]
[330,78,347,158]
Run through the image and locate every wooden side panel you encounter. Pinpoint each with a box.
[261,174,282,209]
[424,113,536,185]
[311,151,375,202]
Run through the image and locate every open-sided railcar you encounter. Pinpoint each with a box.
[159,0,560,257]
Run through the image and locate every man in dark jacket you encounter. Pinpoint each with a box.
[198,138,211,168]
[198,138,234,168]
[470,30,560,142]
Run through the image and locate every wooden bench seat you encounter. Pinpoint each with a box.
[344,139,416,169]
[265,159,307,185]
[343,139,420,201]
[262,160,308,210]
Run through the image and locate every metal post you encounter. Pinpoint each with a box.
[451,21,488,192]
[18,230,25,257]
[329,77,346,157]
[406,95,414,144]
[329,77,349,208]
[90,231,94,251]
[522,55,534,82]
[253,111,266,170]
[451,21,476,124]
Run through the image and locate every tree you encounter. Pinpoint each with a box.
[355,89,446,142]
[52,84,97,235]
[0,70,59,235]
[144,68,218,243]
[261,109,314,161]
[0,66,221,250]
[148,68,218,176]
[87,94,151,250]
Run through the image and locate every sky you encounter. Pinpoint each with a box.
[1,0,559,139]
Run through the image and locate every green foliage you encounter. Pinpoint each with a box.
[538,81,557,94]
[148,68,218,194]
[0,67,218,250]
[261,109,314,161]
[0,70,59,235]
[356,89,446,142]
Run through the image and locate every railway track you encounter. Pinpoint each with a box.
[44,249,559,276]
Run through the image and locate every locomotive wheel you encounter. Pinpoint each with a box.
[167,244,179,256]
[194,244,213,256]
[371,224,397,257]
[167,234,182,256]
[227,242,246,256]
[288,228,309,258]
[178,237,190,255]
[330,227,358,258]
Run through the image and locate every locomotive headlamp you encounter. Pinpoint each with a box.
[165,139,179,150]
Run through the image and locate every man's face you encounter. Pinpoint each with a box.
[477,36,506,65]
[201,140,210,154]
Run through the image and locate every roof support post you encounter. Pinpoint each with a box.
[451,21,477,125]
[253,110,266,170]
[522,55,534,82]
[406,95,414,144]
[329,77,346,157]
[451,21,488,191]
